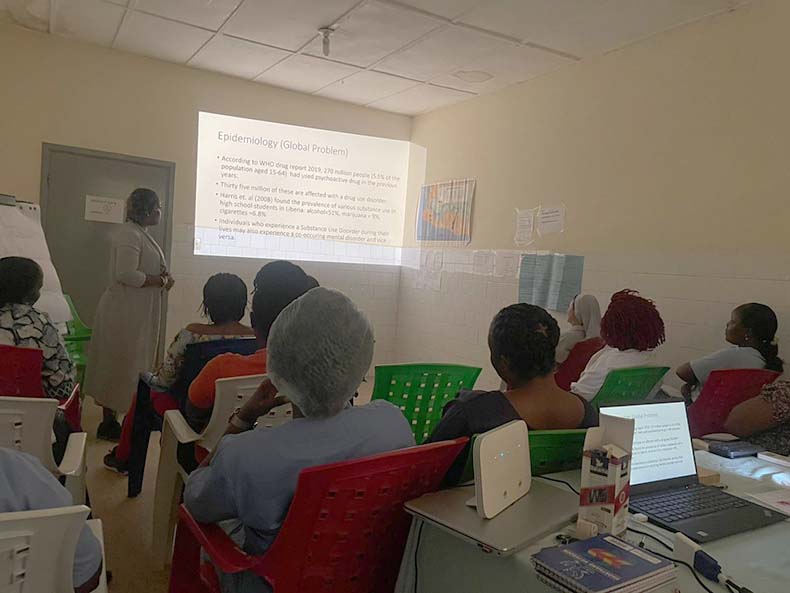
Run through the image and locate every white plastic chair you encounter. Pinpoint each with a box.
[0,397,87,504]
[152,374,294,566]
[0,505,89,593]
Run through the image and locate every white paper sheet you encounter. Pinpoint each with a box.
[515,208,536,246]
[537,205,565,236]
[494,251,520,278]
[748,489,790,514]
[85,195,125,224]
[472,250,495,276]
[0,203,70,323]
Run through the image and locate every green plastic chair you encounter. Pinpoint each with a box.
[372,363,482,444]
[458,428,588,483]
[589,366,669,408]
[63,295,91,387]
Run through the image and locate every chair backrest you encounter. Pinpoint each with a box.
[258,438,468,593]
[59,383,83,432]
[372,363,482,444]
[687,368,780,437]
[458,428,589,483]
[0,396,59,472]
[0,344,45,397]
[554,337,605,391]
[198,374,267,451]
[590,366,670,407]
[0,505,90,593]
[169,338,259,406]
[63,294,91,338]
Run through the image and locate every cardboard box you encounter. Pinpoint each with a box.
[577,415,635,538]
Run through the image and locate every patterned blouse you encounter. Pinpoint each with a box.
[745,381,790,456]
[0,303,75,400]
[149,328,252,389]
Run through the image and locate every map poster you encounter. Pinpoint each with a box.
[416,178,475,244]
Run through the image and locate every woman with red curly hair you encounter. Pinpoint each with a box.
[571,290,665,401]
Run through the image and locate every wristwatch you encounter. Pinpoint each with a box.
[230,407,254,430]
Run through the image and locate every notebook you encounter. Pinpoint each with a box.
[532,534,675,593]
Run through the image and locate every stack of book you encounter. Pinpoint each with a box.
[532,534,677,593]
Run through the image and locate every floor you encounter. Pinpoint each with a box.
[82,380,375,592]
[82,398,170,593]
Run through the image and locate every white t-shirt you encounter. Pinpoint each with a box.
[690,346,765,388]
[571,346,656,401]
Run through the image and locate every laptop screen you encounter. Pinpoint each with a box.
[601,401,697,486]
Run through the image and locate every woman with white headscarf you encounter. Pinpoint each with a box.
[555,294,602,364]
[184,287,415,593]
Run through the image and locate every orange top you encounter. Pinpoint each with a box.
[188,349,267,409]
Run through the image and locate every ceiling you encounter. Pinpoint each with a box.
[3,0,748,115]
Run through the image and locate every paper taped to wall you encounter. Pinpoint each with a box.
[515,208,536,246]
[85,195,125,224]
[537,205,565,236]
[518,252,583,311]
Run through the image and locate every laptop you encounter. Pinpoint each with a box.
[601,400,787,543]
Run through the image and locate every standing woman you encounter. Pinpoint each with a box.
[85,188,173,440]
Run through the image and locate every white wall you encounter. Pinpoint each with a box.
[0,19,410,367]
[396,0,790,386]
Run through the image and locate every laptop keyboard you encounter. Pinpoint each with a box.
[631,484,750,523]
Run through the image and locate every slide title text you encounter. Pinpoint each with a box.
[217,131,348,158]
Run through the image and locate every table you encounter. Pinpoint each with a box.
[395,452,790,593]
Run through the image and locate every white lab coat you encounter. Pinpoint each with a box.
[84,222,166,412]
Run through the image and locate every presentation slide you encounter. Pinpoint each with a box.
[194,111,424,265]
[602,402,697,486]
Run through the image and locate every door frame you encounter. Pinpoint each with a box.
[40,142,176,353]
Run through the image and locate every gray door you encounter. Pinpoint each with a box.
[40,144,175,346]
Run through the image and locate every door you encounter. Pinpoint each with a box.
[40,143,175,348]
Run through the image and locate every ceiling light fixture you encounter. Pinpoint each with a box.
[319,27,334,57]
[453,70,494,83]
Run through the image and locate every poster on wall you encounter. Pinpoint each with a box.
[416,178,475,244]
[518,252,584,312]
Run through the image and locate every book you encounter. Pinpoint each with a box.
[532,534,676,593]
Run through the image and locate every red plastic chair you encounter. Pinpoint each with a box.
[169,437,468,593]
[0,344,45,397]
[687,369,780,437]
[58,384,83,432]
[554,337,605,391]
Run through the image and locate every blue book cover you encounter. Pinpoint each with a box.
[532,535,673,593]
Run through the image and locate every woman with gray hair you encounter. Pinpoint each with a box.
[184,287,415,593]
[85,188,173,440]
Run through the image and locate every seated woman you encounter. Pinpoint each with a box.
[676,303,782,401]
[555,294,601,364]
[571,290,665,401]
[184,287,414,593]
[428,303,598,483]
[103,272,253,473]
[724,381,790,455]
[0,256,75,400]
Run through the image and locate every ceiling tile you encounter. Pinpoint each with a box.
[134,0,242,31]
[459,0,739,57]
[53,0,125,47]
[255,54,360,94]
[114,11,213,63]
[396,0,483,20]
[369,83,473,114]
[432,42,572,93]
[377,24,512,81]
[317,71,420,105]
[303,1,443,67]
[224,0,360,51]
[190,35,290,79]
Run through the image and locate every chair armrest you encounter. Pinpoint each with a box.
[660,385,683,399]
[164,410,202,444]
[58,432,87,476]
[178,506,259,574]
